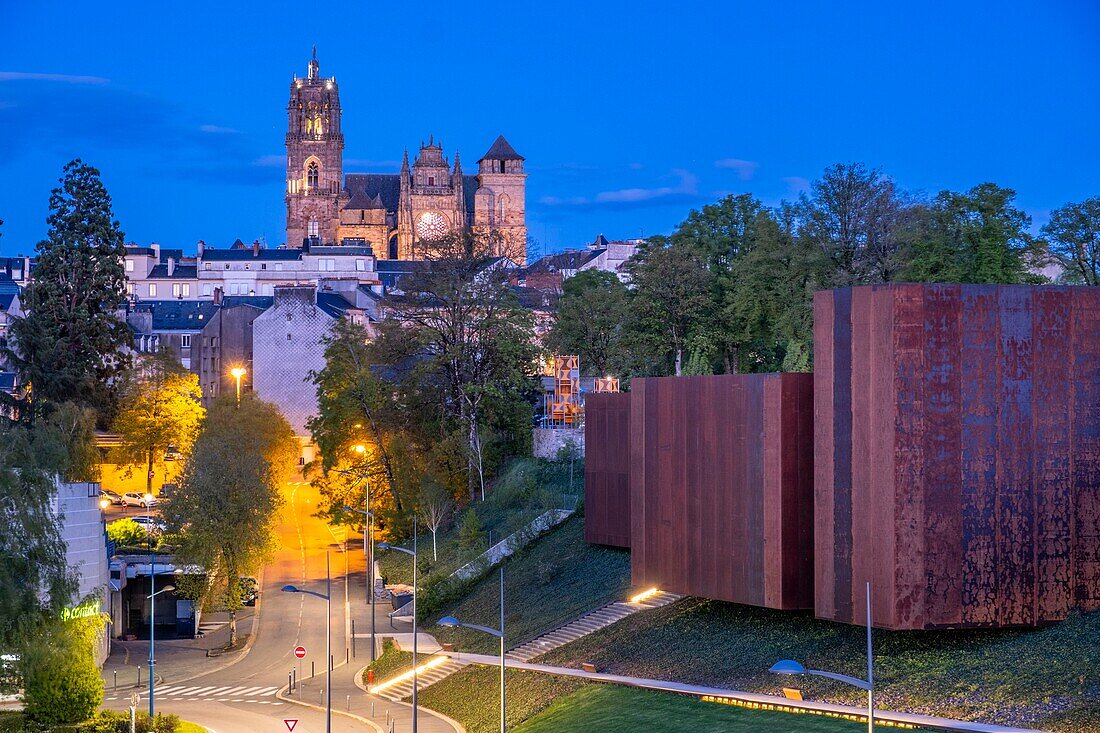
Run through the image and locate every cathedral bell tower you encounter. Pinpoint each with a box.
[286,47,346,248]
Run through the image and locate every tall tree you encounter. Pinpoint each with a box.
[163,395,297,645]
[386,229,539,500]
[623,238,713,376]
[901,183,1044,284]
[796,163,904,285]
[112,348,205,496]
[544,270,629,376]
[1043,197,1100,285]
[1,160,131,424]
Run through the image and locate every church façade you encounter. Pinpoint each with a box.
[284,49,527,263]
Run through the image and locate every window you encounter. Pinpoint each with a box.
[125,259,134,272]
[275,263,284,272]
[203,284,212,296]
[355,259,365,271]
[428,176,434,186]
[317,258,335,271]
[261,263,267,270]
[500,160,506,173]
[126,283,134,295]
[204,262,212,271]
[149,284,157,297]
[307,161,319,188]
[287,333,293,341]
[308,219,320,237]
[182,283,190,297]
[224,263,230,270]
[181,335,191,348]
[172,283,181,297]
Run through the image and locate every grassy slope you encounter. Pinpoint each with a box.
[378,458,577,586]
[512,684,937,733]
[538,596,1100,732]
[426,515,631,654]
[412,666,588,733]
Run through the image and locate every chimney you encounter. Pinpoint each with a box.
[213,286,223,305]
[197,239,205,257]
[253,240,261,257]
[167,256,175,277]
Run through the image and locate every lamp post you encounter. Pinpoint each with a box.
[770,581,875,733]
[281,552,332,733]
[342,505,377,663]
[378,517,417,733]
[439,567,506,733]
[230,367,246,406]
[146,583,174,718]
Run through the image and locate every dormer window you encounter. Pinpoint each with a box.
[307,161,319,188]
[499,161,506,173]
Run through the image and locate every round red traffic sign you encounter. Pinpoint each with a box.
[294,645,306,659]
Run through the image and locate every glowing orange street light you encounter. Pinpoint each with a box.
[352,444,366,455]
[230,367,246,406]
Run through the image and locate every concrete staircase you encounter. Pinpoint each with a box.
[506,591,683,663]
[374,657,468,702]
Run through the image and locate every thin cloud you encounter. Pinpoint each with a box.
[538,169,700,212]
[199,124,239,134]
[0,71,109,85]
[784,176,811,195]
[714,158,758,180]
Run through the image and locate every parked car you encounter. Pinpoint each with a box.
[101,489,124,506]
[122,492,155,508]
[239,577,258,606]
[128,515,167,533]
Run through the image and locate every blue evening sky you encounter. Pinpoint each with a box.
[1,1,1097,258]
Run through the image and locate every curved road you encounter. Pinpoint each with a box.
[107,480,371,733]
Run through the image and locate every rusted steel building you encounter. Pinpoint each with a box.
[583,392,632,548]
[585,374,815,610]
[815,284,1100,630]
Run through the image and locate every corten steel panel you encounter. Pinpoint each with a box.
[630,374,814,610]
[583,393,632,548]
[815,284,1100,630]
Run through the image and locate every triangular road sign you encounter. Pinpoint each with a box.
[284,720,298,732]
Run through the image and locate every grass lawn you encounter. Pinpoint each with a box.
[0,710,209,732]
[512,684,937,733]
[427,515,631,654]
[363,638,413,686]
[410,666,588,733]
[538,596,1100,732]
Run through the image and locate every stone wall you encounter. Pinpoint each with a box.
[532,427,584,460]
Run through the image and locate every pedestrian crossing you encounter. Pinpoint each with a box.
[105,684,284,705]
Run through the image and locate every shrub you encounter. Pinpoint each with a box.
[21,616,105,725]
[106,518,147,548]
[75,710,130,732]
[135,712,180,733]
[458,509,485,551]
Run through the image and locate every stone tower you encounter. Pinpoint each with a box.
[285,48,346,248]
[474,136,527,264]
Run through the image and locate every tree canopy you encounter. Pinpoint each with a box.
[1,159,131,424]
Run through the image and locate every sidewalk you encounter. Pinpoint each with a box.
[100,608,257,691]
[447,652,1039,733]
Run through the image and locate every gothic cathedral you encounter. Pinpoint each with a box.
[285,50,527,263]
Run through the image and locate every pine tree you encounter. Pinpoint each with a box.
[2,159,131,424]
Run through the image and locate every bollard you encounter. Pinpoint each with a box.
[320,688,324,704]
[346,648,349,664]
[352,619,356,658]
[288,672,293,694]
[114,670,118,691]
[371,701,375,717]
[137,666,142,687]
[311,660,315,678]
[347,694,350,711]
[330,653,334,671]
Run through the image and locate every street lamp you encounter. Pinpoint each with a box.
[378,518,418,733]
[281,552,332,733]
[342,506,377,663]
[230,367,246,406]
[769,581,875,733]
[438,567,506,733]
[146,583,174,717]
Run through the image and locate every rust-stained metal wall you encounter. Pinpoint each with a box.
[583,392,632,548]
[815,284,1100,630]
[629,374,815,610]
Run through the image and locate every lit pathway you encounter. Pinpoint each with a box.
[445,652,1039,733]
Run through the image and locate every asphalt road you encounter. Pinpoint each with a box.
[105,479,368,733]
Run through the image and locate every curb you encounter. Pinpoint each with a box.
[276,662,384,733]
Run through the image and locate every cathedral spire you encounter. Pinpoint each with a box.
[308,46,319,80]
[401,148,409,174]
